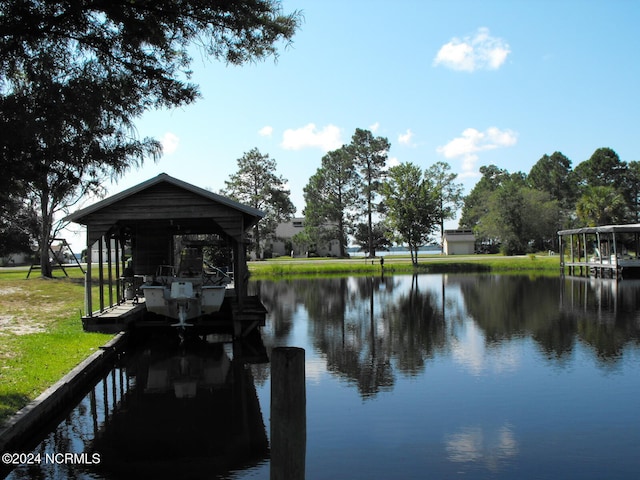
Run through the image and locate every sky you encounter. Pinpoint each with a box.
[64,0,640,247]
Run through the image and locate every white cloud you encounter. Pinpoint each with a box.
[446,424,518,466]
[258,125,273,137]
[436,127,517,174]
[160,132,180,155]
[387,156,401,168]
[433,27,511,72]
[398,129,414,146]
[281,123,343,152]
[369,122,380,133]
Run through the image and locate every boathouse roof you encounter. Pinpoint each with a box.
[558,224,640,235]
[65,173,265,244]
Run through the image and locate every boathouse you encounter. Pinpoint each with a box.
[558,224,640,278]
[64,173,266,333]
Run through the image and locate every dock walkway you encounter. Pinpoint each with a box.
[83,294,266,337]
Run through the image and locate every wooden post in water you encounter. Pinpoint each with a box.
[271,347,306,480]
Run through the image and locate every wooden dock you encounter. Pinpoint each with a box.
[82,301,146,333]
[83,295,267,337]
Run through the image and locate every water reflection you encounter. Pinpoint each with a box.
[450,320,522,375]
[445,423,518,470]
[258,275,449,397]
[253,273,640,478]
[6,333,269,480]
[94,337,268,478]
[257,274,640,390]
[6,273,640,479]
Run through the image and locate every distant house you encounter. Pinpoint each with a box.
[268,217,305,257]
[0,251,30,267]
[90,238,122,264]
[268,217,341,257]
[443,229,476,255]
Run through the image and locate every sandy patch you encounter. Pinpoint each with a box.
[0,287,21,296]
[0,314,46,335]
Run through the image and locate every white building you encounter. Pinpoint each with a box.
[443,229,476,255]
[268,217,342,257]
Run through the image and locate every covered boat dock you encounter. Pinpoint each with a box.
[64,173,267,335]
[558,224,640,278]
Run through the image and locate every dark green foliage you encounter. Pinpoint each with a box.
[381,163,438,264]
[459,165,510,231]
[461,146,637,254]
[0,1,300,275]
[574,148,627,189]
[223,148,295,258]
[348,128,391,257]
[0,194,37,258]
[303,146,360,257]
[352,222,393,256]
[528,151,577,208]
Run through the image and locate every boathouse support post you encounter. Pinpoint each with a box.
[612,232,619,275]
[580,235,584,274]
[598,232,604,277]
[85,238,93,317]
[98,236,105,312]
[114,236,120,304]
[233,234,248,307]
[107,234,114,308]
[577,234,582,275]
[563,233,568,274]
[559,234,564,274]
[271,347,306,480]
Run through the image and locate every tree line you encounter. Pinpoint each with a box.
[222,128,463,264]
[223,144,638,260]
[460,147,639,254]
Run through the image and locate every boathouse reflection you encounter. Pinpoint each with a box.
[88,334,269,479]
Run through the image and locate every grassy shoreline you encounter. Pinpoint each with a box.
[248,253,561,277]
[0,254,561,422]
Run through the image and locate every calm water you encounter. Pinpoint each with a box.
[4,273,640,479]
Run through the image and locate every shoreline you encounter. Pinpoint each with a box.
[248,253,561,277]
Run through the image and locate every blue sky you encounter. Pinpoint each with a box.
[65,0,640,245]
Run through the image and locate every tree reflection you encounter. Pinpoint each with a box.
[259,275,449,398]
[457,274,640,363]
[383,274,447,376]
[256,273,640,399]
[309,276,395,398]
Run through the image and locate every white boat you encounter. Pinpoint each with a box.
[140,247,231,327]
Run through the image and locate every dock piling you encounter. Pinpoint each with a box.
[270,347,306,480]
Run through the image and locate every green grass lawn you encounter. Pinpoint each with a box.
[0,271,111,422]
[248,253,562,277]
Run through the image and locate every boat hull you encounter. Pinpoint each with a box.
[141,282,226,320]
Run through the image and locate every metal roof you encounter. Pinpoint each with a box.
[557,224,640,235]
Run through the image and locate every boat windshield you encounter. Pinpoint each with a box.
[178,247,204,277]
